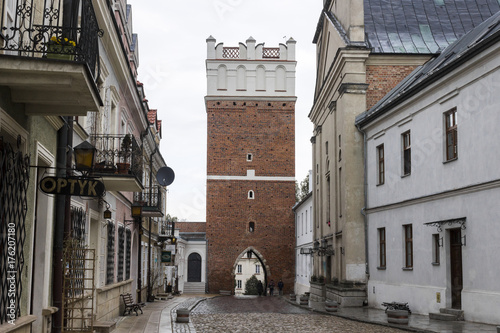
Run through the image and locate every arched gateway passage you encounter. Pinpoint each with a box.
[187,253,202,282]
[233,248,268,295]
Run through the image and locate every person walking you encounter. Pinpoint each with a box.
[257,280,264,296]
[277,279,284,296]
[268,279,275,296]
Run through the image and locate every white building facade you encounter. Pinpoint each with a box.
[293,191,314,296]
[356,12,500,325]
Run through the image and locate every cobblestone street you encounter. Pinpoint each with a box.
[189,296,407,333]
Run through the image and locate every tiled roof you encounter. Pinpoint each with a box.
[148,109,157,124]
[315,1,500,54]
[356,10,500,126]
[365,0,500,54]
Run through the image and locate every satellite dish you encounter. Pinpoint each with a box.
[156,166,175,186]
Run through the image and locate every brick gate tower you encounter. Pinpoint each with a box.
[205,36,297,294]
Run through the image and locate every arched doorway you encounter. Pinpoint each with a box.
[233,248,267,295]
[187,253,202,282]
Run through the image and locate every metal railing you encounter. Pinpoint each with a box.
[90,134,143,185]
[158,220,174,237]
[134,185,163,212]
[0,0,103,81]
[263,47,280,58]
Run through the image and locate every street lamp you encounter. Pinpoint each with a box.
[131,202,143,218]
[73,141,96,172]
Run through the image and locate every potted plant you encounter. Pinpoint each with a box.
[116,134,132,174]
[46,36,76,60]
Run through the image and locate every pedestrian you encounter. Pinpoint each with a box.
[277,279,284,296]
[257,280,264,296]
[268,279,275,296]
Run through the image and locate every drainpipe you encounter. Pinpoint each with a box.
[355,123,369,279]
[147,145,158,302]
[52,116,73,333]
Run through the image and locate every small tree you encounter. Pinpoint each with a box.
[295,173,310,202]
[244,275,260,295]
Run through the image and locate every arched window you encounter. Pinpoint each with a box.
[248,190,254,199]
[217,65,227,90]
[275,66,286,91]
[256,65,266,91]
[249,222,255,233]
[237,65,246,90]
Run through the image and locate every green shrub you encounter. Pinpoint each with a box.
[244,275,260,295]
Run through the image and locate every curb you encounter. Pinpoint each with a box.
[282,297,436,333]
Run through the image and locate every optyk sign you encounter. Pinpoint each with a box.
[40,176,105,197]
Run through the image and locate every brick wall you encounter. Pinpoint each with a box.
[366,65,419,110]
[206,100,295,294]
[176,222,206,233]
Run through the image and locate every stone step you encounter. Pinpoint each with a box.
[439,308,464,320]
[429,312,459,321]
[183,282,206,294]
[93,321,116,333]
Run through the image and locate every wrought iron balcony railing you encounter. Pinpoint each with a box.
[158,220,175,238]
[134,186,164,216]
[90,134,143,184]
[0,0,103,81]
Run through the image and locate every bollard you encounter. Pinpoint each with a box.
[299,294,309,306]
[386,309,409,325]
[325,299,338,312]
[176,308,190,323]
[290,294,296,302]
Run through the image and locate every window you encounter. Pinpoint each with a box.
[248,190,254,199]
[402,131,411,176]
[432,234,440,265]
[249,222,255,232]
[106,222,115,284]
[377,144,385,185]
[247,153,253,162]
[237,264,242,274]
[256,265,261,274]
[237,280,242,289]
[338,168,342,217]
[404,224,413,269]
[118,225,124,282]
[378,228,386,268]
[325,141,329,155]
[125,229,131,279]
[445,108,457,161]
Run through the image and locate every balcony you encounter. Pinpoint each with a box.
[0,0,103,116]
[158,221,175,238]
[134,186,164,217]
[90,134,143,192]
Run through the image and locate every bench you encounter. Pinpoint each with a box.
[382,301,411,314]
[120,293,144,316]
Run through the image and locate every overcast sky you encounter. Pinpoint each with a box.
[126,0,322,221]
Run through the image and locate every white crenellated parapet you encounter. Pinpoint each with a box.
[205,36,297,98]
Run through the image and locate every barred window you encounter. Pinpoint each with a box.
[118,226,124,282]
[126,229,131,280]
[106,222,115,285]
[404,224,413,269]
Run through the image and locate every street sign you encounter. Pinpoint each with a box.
[161,251,172,263]
[40,176,105,197]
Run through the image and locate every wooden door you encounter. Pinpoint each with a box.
[450,229,463,309]
[188,253,202,282]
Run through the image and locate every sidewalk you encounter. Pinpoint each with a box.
[292,298,499,333]
[114,294,499,333]
[113,294,212,333]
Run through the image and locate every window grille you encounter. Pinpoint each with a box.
[118,226,124,282]
[106,222,115,284]
[126,229,131,280]
[0,139,29,324]
[404,224,413,268]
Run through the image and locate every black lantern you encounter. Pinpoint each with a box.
[73,141,96,171]
[131,202,142,218]
[103,206,112,219]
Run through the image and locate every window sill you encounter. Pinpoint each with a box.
[443,157,458,164]
[402,267,413,271]
[401,173,411,178]
[376,183,384,187]
[377,266,386,270]
[431,262,440,266]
